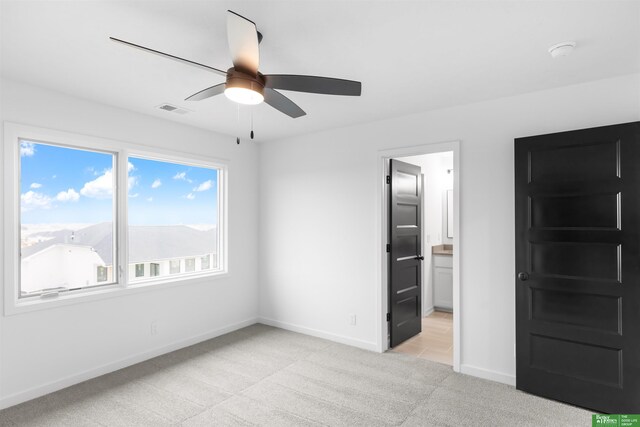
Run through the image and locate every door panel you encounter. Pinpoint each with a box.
[389,159,423,347]
[530,288,620,332]
[530,192,620,229]
[515,121,640,413]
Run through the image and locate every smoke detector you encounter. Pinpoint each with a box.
[548,41,576,58]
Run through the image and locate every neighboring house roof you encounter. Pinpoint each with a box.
[21,223,216,265]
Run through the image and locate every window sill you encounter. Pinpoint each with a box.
[4,269,229,316]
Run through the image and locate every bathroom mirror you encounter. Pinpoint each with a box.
[447,189,453,238]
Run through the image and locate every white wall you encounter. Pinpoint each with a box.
[0,79,259,408]
[258,73,640,383]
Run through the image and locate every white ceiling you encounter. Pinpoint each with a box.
[2,1,639,142]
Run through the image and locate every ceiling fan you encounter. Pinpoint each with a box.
[110,10,362,119]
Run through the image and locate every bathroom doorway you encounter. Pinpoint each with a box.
[378,142,460,371]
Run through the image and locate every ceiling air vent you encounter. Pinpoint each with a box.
[156,104,191,115]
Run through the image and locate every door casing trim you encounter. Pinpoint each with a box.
[377,140,461,373]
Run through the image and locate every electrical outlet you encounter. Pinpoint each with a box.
[150,321,157,336]
[349,314,357,326]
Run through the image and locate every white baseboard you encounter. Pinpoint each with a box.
[0,317,258,410]
[258,317,378,352]
[423,306,434,317]
[460,363,516,386]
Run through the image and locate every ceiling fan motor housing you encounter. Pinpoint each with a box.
[226,68,265,97]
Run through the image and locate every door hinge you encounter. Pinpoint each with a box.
[386,313,391,322]
[386,244,391,253]
[386,175,390,184]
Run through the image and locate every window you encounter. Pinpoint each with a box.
[135,263,145,277]
[127,156,221,282]
[5,123,227,313]
[150,263,160,277]
[201,254,210,270]
[97,266,108,282]
[170,260,181,274]
[19,140,117,297]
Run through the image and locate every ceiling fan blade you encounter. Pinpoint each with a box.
[263,74,362,96]
[185,83,226,101]
[109,37,227,77]
[227,10,260,74]
[264,88,306,118]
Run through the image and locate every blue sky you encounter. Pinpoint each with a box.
[20,141,218,226]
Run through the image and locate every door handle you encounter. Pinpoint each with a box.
[415,255,425,261]
[517,272,529,281]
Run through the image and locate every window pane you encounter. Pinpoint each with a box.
[201,254,210,270]
[19,140,117,296]
[135,263,145,277]
[127,156,220,282]
[97,266,108,282]
[169,260,180,274]
[150,263,160,277]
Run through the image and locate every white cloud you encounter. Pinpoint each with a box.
[21,191,52,211]
[80,170,113,199]
[146,197,153,202]
[80,164,136,199]
[56,188,80,202]
[85,166,100,176]
[127,162,138,192]
[194,180,213,192]
[52,175,57,179]
[20,142,35,157]
[30,182,42,189]
[186,193,195,200]
[173,172,193,183]
[128,175,138,192]
[151,179,162,189]
[129,193,139,198]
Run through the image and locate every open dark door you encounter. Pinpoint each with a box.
[515,122,640,413]
[389,159,423,347]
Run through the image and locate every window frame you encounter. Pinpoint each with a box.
[3,122,228,316]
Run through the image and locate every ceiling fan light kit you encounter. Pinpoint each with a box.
[224,68,265,105]
[110,10,362,119]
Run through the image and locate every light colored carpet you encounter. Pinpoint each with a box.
[0,324,591,426]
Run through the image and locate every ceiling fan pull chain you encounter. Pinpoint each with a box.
[250,111,255,140]
[236,104,241,144]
